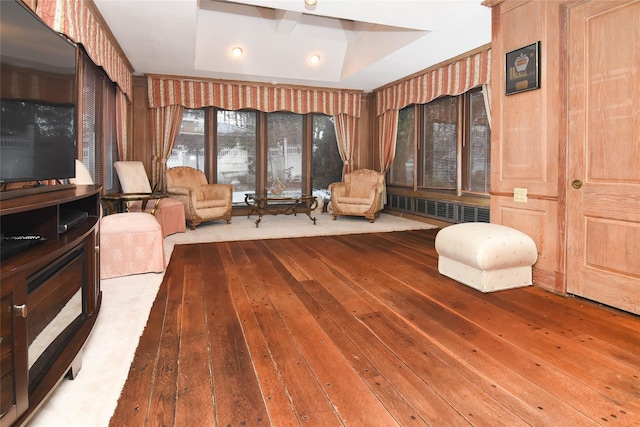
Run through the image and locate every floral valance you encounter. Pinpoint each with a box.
[376,46,491,116]
[148,76,362,118]
[31,0,133,98]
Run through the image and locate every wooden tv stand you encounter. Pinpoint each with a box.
[0,185,102,427]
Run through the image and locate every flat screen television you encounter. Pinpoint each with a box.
[0,0,77,188]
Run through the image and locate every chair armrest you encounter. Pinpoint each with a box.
[367,183,385,202]
[167,186,191,196]
[168,186,198,208]
[201,183,233,201]
[328,182,347,198]
[371,183,386,209]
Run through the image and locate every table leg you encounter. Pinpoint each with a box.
[306,197,318,224]
[305,211,317,225]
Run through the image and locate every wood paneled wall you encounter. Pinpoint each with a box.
[353,94,376,171]
[131,76,152,171]
[487,0,570,293]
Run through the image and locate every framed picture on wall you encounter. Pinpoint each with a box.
[505,42,540,95]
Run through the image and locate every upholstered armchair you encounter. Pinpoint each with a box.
[165,166,233,229]
[328,169,386,222]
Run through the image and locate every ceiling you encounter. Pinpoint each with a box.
[93,0,491,93]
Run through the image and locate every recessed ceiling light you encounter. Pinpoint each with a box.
[231,47,243,57]
[309,54,320,65]
[305,0,317,6]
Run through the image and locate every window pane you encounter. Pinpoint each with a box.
[169,109,205,172]
[423,97,457,189]
[104,83,118,193]
[467,90,491,193]
[267,112,303,196]
[311,114,341,202]
[217,110,256,204]
[81,59,97,182]
[390,106,414,186]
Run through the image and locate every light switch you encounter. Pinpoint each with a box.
[514,188,528,202]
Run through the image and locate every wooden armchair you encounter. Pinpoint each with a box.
[165,166,233,229]
[328,169,386,222]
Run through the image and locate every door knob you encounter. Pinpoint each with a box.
[571,180,583,189]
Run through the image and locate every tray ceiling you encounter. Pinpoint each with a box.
[93,0,491,92]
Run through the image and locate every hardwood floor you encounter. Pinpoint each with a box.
[110,229,640,426]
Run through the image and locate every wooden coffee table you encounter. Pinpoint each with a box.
[245,193,318,228]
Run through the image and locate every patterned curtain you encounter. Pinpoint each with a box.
[150,105,185,191]
[34,0,133,98]
[373,46,491,189]
[334,114,357,177]
[376,47,491,117]
[147,76,361,117]
[378,109,399,174]
[148,76,363,182]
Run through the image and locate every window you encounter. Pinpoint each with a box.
[465,89,491,193]
[217,110,256,203]
[79,49,119,193]
[169,108,205,172]
[171,108,342,205]
[80,56,99,181]
[311,115,341,201]
[389,106,414,186]
[390,87,490,195]
[423,96,458,189]
[267,112,303,195]
[104,83,118,192]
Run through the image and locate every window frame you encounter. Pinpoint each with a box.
[418,95,460,192]
[390,86,490,197]
[461,87,491,195]
[173,107,341,205]
[77,47,119,193]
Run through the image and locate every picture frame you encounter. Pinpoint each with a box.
[505,42,540,95]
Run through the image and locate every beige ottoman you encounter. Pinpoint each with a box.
[100,212,165,279]
[435,223,538,292]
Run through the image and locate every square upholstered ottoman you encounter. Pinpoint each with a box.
[100,212,165,279]
[435,223,538,292]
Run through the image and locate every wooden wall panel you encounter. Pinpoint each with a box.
[352,94,375,171]
[491,196,560,292]
[489,0,567,293]
[492,0,561,197]
[132,76,151,169]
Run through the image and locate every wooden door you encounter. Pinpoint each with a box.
[566,0,640,314]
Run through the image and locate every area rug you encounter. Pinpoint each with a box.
[163,212,437,262]
[27,213,436,427]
